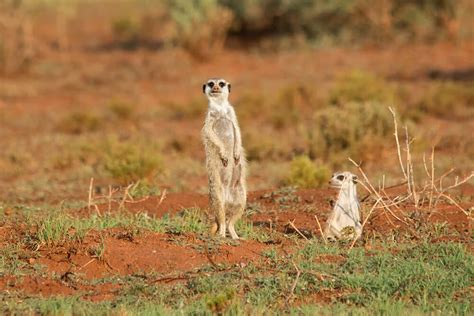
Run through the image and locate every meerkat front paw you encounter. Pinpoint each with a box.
[221,157,228,167]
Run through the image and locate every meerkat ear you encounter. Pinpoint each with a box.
[227,83,231,93]
[352,175,358,184]
[202,84,206,94]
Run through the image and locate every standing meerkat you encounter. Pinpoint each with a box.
[201,78,247,239]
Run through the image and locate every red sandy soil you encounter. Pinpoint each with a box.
[0,187,471,301]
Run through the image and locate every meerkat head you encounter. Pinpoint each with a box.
[203,78,231,102]
[330,171,358,189]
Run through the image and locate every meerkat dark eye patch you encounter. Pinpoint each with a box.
[208,82,215,88]
[218,81,226,88]
[337,175,345,181]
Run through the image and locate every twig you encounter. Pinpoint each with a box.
[119,184,134,211]
[286,260,301,304]
[158,189,167,207]
[288,220,309,240]
[439,168,456,191]
[437,172,473,196]
[438,193,470,216]
[348,197,382,251]
[314,215,326,244]
[360,181,408,202]
[349,158,409,226]
[429,147,435,212]
[404,126,418,206]
[88,178,94,211]
[389,107,407,180]
[78,258,96,271]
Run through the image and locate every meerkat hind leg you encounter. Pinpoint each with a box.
[227,185,246,240]
[227,205,244,240]
[210,187,226,238]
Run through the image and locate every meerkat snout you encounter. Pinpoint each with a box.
[203,78,231,98]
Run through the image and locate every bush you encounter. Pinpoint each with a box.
[112,17,141,48]
[166,98,205,120]
[220,0,461,44]
[310,102,393,161]
[285,155,330,189]
[107,98,134,120]
[56,112,102,134]
[329,70,395,106]
[167,0,234,59]
[418,81,474,120]
[103,140,162,184]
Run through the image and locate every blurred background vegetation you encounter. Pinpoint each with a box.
[0,0,472,202]
[1,0,472,70]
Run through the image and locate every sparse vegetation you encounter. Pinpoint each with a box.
[0,2,472,314]
[103,140,162,184]
[107,98,135,120]
[56,112,102,134]
[285,155,330,189]
[167,0,234,59]
[310,102,393,163]
[418,81,474,120]
[329,70,395,106]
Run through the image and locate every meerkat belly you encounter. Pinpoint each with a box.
[213,118,235,153]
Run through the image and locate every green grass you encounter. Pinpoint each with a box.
[1,220,472,315]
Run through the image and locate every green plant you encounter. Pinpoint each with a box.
[310,102,393,161]
[107,98,134,120]
[112,16,141,49]
[418,81,474,120]
[103,140,162,184]
[285,155,330,188]
[329,70,395,106]
[167,0,234,59]
[205,288,235,314]
[34,215,82,246]
[56,112,101,134]
[165,98,205,120]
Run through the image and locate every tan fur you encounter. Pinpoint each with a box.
[324,171,362,241]
[202,78,247,239]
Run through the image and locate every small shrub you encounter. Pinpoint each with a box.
[235,92,266,122]
[56,112,101,134]
[285,155,330,188]
[167,0,234,59]
[103,140,162,184]
[244,129,291,161]
[329,70,395,106]
[310,102,392,161]
[112,17,141,49]
[166,98,205,120]
[128,180,161,199]
[107,98,134,120]
[270,84,317,129]
[418,81,474,120]
[206,288,235,314]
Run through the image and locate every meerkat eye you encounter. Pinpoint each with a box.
[219,81,226,88]
[337,175,345,181]
[208,82,215,88]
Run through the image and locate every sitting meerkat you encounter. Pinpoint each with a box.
[201,78,247,239]
[324,171,362,241]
